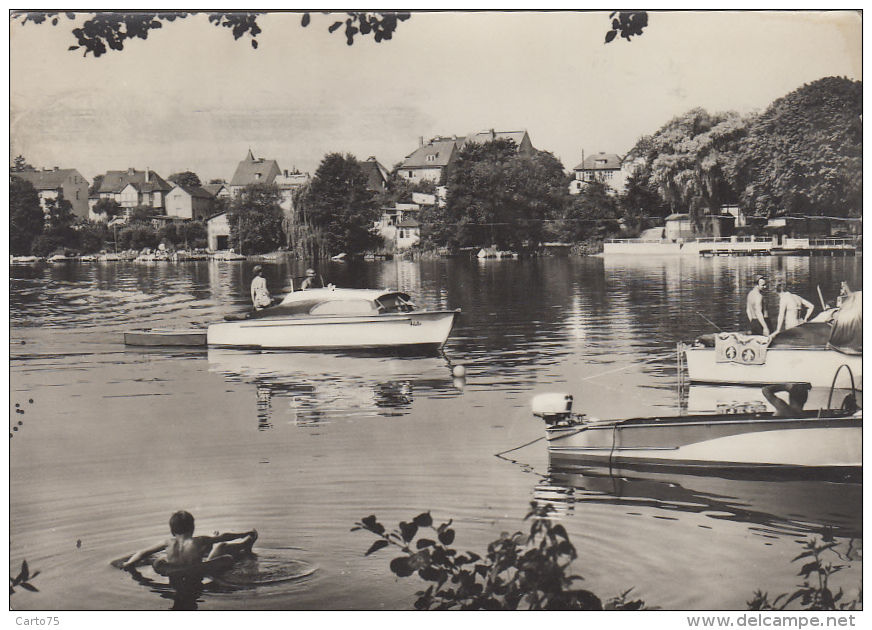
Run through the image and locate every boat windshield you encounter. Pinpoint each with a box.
[375,293,416,313]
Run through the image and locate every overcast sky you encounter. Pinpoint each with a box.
[8,10,862,184]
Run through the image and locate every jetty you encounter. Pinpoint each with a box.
[604,236,857,257]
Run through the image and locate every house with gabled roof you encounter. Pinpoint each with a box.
[203,182,232,199]
[166,183,215,221]
[229,149,281,196]
[570,152,629,195]
[398,129,535,184]
[359,156,390,193]
[97,167,172,215]
[463,129,535,157]
[14,167,90,219]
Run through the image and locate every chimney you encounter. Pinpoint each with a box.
[53,166,59,171]
[145,167,150,182]
[490,128,495,140]
[419,136,424,146]
[284,169,288,177]
[128,167,135,176]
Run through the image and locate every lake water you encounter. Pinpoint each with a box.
[9,255,863,611]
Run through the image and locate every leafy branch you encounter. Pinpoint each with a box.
[10,560,40,595]
[605,11,649,43]
[747,534,861,611]
[354,501,646,610]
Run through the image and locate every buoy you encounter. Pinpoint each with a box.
[452,365,466,378]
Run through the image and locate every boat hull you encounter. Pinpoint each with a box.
[547,413,861,477]
[124,329,207,347]
[683,346,861,388]
[206,310,459,351]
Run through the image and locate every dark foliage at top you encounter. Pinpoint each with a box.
[14,11,411,55]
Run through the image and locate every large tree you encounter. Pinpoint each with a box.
[550,181,621,242]
[643,108,748,226]
[299,153,379,256]
[10,155,36,172]
[435,139,568,251]
[9,176,44,255]
[168,171,203,189]
[91,197,123,220]
[30,193,78,256]
[735,76,862,218]
[228,183,285,255]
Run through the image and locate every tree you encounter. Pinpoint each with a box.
[228,183,285,255]
[10,155,36,172]
[300,153,380,256]
[643,108,748,226]
[436,139,568,251]
[735,77,862,218]
[30,193,78,256]
[168,171,202,189]
[128,204,160,223]
[9,176,44,255]
[550,181,621,242]
[605,11,648,43]
[91,198,123,220]
[88,174,104,196]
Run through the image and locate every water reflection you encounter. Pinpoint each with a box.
[536,467,862,541]
[207,348,463,428]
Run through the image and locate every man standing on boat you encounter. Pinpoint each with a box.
[250,265,273,310]
[746,276,771,336]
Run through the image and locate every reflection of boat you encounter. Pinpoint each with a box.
[207,288,459,352]
[532,391,861,479]
[536,468,862,539]
[681,292,862,388]
[207,348,460,425]
[685,384,862,415]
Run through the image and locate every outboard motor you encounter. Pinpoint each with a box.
[531,393,575,426]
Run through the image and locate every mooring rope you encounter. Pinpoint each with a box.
[494,435,545,458]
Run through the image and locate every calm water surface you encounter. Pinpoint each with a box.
[9,255,863,610]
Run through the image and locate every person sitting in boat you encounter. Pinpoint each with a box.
[761,382,813,417]
[300,268,322,290]
[771,282,815,337]
[250,265,273,310]
[745,276,772,336]
[122,510,257,575]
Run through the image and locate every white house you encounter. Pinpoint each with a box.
[165,183,215,221]
[206,212,232,251]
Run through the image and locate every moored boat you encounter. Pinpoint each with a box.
[531,391,861,478]
[681,291,862,388]
[207,286,459,352]
[124,328,207,347]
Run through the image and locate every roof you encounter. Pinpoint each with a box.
[666,213,691,221]
[401,139,460,169]
[171,183,214,199]
[397,217,420,228]
[13,168,84,190]
[203,183,230,196]
[98,169,171,193]
[464,130,528,148]
[573,152,623,171]
[359,157,389,190]
[230,152,281,187]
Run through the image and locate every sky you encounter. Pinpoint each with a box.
[8,10,863,185]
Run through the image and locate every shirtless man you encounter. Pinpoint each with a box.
[123,510,257,575]
[746,276,771,336]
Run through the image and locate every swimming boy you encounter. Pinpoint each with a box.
[123,510,257,575]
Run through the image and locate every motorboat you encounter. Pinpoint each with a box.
[531,389,861,478]
[206,286,460,352]
[681,291,861,388]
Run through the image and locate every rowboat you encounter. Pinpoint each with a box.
[681,291,862,388]
[531,390,861,478]
[124,328,207,347]
[206,287,459,352]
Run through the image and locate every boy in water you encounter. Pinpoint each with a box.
[123,510,257,574]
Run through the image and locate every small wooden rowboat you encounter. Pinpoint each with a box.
[124,328,207,347]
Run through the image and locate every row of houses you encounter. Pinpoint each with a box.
[13,130,640,251]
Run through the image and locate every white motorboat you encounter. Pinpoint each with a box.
[681,291,861,388]
[531,390,861,478]
[207,287,459,352]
